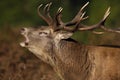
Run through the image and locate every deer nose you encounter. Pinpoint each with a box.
[21,28,26,32]
[21,28,25,31]
[20,42,29,47]
[25,42,29,46]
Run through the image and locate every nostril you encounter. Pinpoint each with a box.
[21,28,25,32]
[25,42,29,46]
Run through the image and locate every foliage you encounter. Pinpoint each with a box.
[0,0,120,42]
[0,0,120,26]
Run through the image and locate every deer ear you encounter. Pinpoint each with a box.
[60,32,73,39]
[54,32,73,41]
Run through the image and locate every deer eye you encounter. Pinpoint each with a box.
[39,32,48,36]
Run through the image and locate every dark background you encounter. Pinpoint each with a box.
[0,0,120,80]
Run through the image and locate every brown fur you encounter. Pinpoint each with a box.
[51,39,120,80]
[20,2,120,79]
[20,27,120,80]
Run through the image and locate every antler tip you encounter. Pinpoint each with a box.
[108,7,111,10]
[102,7,111,21]
[85,2,90,6]
[81,12,86,18]
[57,7,63,14]
[81,2,89,11]
[106,7,111,14]
[49,2,52,5]
[86,2,90,5]
[38,4,43,8]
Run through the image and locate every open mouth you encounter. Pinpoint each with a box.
[20,28,29,47]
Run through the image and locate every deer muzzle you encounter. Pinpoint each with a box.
[20,28,29,47]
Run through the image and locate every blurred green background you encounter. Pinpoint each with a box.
[0,0,120,26]
[0,0,120,80]
[0,0,120,44]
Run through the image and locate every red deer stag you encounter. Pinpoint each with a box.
[20,2,120,80]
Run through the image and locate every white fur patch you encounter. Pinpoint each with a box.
[20,42,25,47]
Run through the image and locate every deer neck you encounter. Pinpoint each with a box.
[53,39,92,80]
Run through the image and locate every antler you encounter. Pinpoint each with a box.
[38,2,53,25]
[37,2,120,34]
[54,2,89,32]
[55,7,63,25]
[77,7,120,34]
[56,2,120,34]
[65,2,89,26]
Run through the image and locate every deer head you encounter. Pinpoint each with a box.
[20,2,120,65]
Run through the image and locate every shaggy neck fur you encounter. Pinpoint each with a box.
[51,38,92,80]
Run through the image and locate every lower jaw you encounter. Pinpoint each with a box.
[20,42,26,47]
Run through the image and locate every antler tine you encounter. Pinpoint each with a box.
[72,2,89,22]
[95,7,120,33]
[43,2,53,24]
[65,2,89,26]
[79,7,111,30]
[37,4,46,21]
[92,31,105,34]
[90,8,111,34]
[81,16,89,21]
[102,7,111,21]
[37,3,53,25]
[62,12,87,32]
[55,7,63,25]
[77,7,120,34]
[52,7,64,31]
[99,7,118,32]
[45,2,52,13]
[53,2,89,32]
[77,2,89,19]
[72,12,87,32]
[80,2,89,12]
[77,7,111,31]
